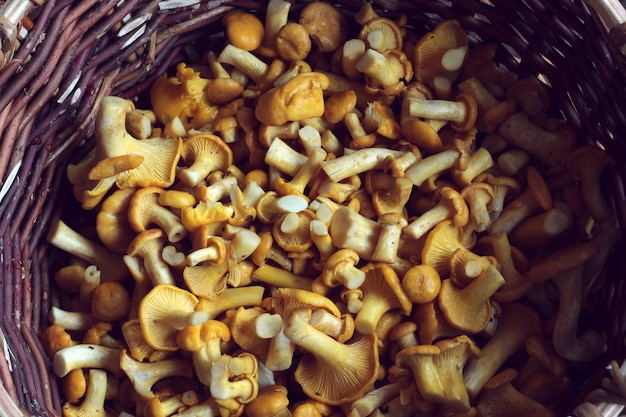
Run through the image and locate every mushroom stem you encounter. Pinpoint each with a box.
[251,264,313,290]
[321,148,405,182]
[264,138,308,177]
[489,167,552,235]
[498,112,574,171]
[551,266,607,362]
[47,220,128,283]
[197,286,266,319]
[463,303,542,399]
[218,44,270,83]
[404,140,467,187]
[407,93,477,131]
[53,344,122,377]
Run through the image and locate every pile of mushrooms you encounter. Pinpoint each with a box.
[43,1,621,416]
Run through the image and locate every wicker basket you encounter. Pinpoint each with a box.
[2,0,626,416]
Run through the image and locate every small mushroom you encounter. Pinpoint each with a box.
[176,319,231,387]
[402,264,442,304]
[298,2,349,53]
[460,182,496,233]
[150,63,216,130]
[404,139,470,187]
[406,92,478,132]
[222,11,265,52]
[255,72,329,126]
[96,188,136,254]
[355,48,413,96]
[128,187,187,243]
[276,22,312,61]
[138,284,209,351]
[125,229,175,286]
[178,134,233,187]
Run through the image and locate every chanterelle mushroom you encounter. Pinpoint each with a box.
[91,96,182,190]
[413,19,468,99]
[138,284,209,351]
[298,2,348,53]
[284,308,379,405]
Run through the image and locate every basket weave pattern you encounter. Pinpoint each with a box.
[0,0,625,416]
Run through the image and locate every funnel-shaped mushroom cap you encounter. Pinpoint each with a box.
[413,19,468,98]
[139,284,208,351]
[285,308,379,405]
[421,219,468,278]
[93,96,182,189]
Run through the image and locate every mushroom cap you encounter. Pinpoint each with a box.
[413,19,468,98]
[421,219,467,278]
[358,17,404,52]
[150,63,216,130]
[401,118,444,153]
[138,284,205,351]
[96,187,137,254]
[229,306,275,355]
[206,78,245,105]
[438,264,504,334]
[276,22,313,61]
[298,2,349,53]
[91,281,131,322]
[272,210,315,253]
[413,300,462,344]
[222,11,265,51]
[324,90,358,124]
[128,186,187,242]
[255,72,330,126]
[183,258,230,299]
[286,309,379,405]
[179,133,233,187]
[122,319,170,363]
[402,264,441,304]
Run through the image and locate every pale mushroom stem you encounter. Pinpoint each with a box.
[251,264,313,290]
[404,145,463,187]
[284,309,353,367]
[408,97,467,123]
[170,310,210,330]
[197,286,265,319]
[458,264,505,306]
[47,220,127,282]
[321,148,405,182]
